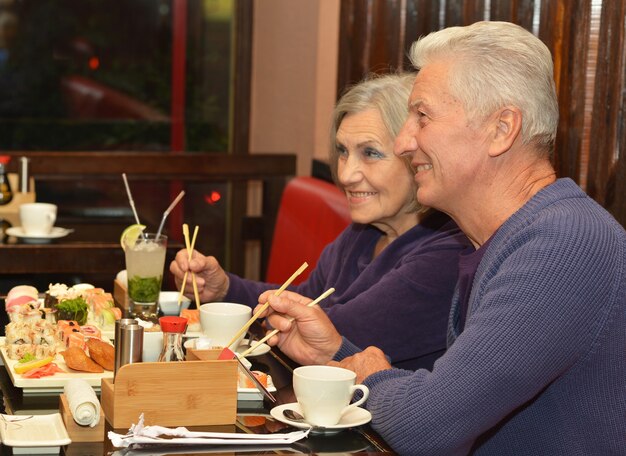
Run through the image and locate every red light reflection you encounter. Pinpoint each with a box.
[89,57,100,70]
[204,191,222,205]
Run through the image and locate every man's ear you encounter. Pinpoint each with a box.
[488,107,522,157]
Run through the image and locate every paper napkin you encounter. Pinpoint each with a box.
[108,413,309,449]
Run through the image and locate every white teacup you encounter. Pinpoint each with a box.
[199,302,252,349]
[142,331,163,362]
[292,365,369,426]
[19,203,57,236]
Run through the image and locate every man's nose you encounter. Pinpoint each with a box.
[394,120,417,158]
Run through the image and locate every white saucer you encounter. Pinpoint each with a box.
[236,339,271,357]
[183,338,271,357]
[270,403,372,435]
[6,227,73,243]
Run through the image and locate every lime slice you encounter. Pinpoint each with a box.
[120,224,146,251]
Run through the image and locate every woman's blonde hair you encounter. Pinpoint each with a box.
[329,72,422,212]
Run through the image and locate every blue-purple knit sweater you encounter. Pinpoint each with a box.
[335,178,626,455]
[225,212,469,370]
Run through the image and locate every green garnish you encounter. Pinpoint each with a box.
[128,275,162,303]
[56,297,89,325]
[18,353,36,364]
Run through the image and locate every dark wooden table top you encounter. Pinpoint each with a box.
[0,322,395,455]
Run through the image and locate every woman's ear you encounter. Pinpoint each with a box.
[488,107,522,157]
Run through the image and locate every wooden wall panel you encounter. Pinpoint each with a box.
[337,0,626,227]
[586,0,626,216]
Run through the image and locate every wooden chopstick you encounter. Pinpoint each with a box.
[178,224,200,310]
[189,225,200,307]
[239,287,335,358]
[224,261,308,349]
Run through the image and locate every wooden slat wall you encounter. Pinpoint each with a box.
[338,0,626,227]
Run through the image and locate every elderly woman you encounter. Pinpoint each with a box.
[170,73,470,370]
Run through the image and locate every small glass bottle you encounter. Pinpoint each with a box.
[0,155,13,205]
[158,316,188,362]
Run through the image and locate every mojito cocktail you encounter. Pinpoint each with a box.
[125,233,167,320]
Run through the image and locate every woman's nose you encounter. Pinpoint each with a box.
[338,156,361,184]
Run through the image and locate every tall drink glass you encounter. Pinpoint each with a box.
[125,233,167,321]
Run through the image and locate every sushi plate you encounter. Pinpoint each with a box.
[0,337,112,394]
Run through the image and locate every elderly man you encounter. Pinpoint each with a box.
[258,21,626,455]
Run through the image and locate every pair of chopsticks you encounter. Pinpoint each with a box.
[223,262,309,350]
[239,286,335,358]
[178,223,201,310]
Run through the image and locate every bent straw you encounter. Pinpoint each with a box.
[239,287,335,358]
[156,190,185,239]
[224,261,308,349]
[122,173,142,227]
[178,224,200,310]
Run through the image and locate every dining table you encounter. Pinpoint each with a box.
[0,311,395,456]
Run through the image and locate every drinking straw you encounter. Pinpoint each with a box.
[155,190,185,239]
[224,262,308,349]
[239,287,335,358]
[122,173,142,227]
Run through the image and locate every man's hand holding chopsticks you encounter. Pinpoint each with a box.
[256,290,343,366]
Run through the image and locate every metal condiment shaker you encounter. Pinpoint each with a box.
[114,318,141,378]
[18,156,30,193]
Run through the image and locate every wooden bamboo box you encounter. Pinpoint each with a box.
[59,393,105,442]
[101,359,238,429]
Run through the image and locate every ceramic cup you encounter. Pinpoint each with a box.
[19,203,57,236]
[142,330,163,362]
[199,302,252,349]
[292,365,369,426]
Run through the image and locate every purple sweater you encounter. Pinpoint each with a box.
[225,212,469,370]
[336,179,626,455]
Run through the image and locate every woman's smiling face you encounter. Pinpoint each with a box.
[336,108,416,234]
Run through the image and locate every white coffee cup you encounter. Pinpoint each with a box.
[142,331,163,362]
[292,365,370,426]
[199,302,252,349]
[19,203,57,235]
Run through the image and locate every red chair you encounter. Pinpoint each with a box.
[266,176,351,284]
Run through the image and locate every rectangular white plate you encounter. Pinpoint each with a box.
[0,337,112,393]
[237,375,276,401]
[0,413,71,448]
[1,337,274,400]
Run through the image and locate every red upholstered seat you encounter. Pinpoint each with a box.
[266,176,351,284]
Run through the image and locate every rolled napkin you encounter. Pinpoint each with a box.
[64,378,101,427]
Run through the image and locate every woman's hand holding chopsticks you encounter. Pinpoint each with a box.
[170,247,230,304]
[254,289,343,366]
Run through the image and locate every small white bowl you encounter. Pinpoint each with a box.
[159,291,191,316]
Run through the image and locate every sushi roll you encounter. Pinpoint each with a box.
[180,309,200,332]
[5,322,33,345]
[80,324,101,340]
[5,285,39,312]
[44,283,69,307]
[6,343,36,360]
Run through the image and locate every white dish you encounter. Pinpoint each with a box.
[270,403,372,435]
[5,227,73,243]
[236,339,271,357]
[159,291,191,315]
[0,413,71,449]
[184,337,271,357]
[238,375,277,401]
[0,337,112,393]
